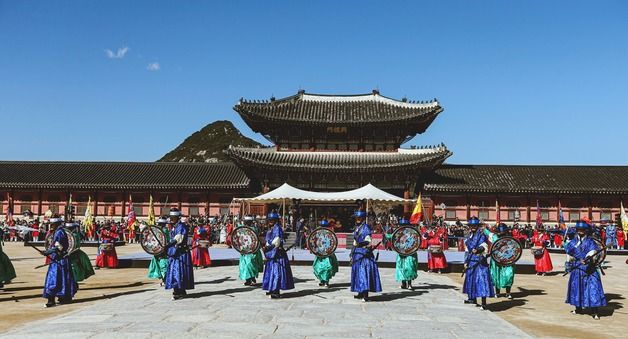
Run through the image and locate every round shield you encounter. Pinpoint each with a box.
[307,227,338,257]
[141,226,167,256]
[231,226,261,254]
[391,226,421,255]
[590,238,607,268]
[490,236,523,266]
[45,228,77,253]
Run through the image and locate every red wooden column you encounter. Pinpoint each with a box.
[403,186,411,215]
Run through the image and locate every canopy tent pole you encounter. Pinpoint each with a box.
[282,198,286,228]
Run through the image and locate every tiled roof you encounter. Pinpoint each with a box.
[423,165,628,194]
[0,162,250,190]
[234,90,443,126]
[226,145,452,173]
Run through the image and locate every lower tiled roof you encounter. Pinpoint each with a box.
[423,165,628,194]
[0,162,249,190]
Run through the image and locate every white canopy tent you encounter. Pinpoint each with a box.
[233,183,413,223]
[235,183,411,204]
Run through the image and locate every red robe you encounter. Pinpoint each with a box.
[191,227,212,267]
[225,223,234,248]
[531,232,553,273]
[426,231,448,269]
[439,227,449,250]
[617,229,625,248]
[553,233,563,248]
[419,226,428,249]
[96,227,119,268]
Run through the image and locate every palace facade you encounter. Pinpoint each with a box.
[2,91,628,225]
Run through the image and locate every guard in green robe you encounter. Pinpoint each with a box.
[484,223,515,298]
[66,222,95,283]
[312,219,339,287]
[148,217,170,283]
[239,216,264,286]
[386,217,418,289]
[0,227,17,288]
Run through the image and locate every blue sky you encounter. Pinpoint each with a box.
[1,1,627,164]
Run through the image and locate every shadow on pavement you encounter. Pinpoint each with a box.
[368,290,427,302]
[0,281,152,302]
[194,277,234,285]
[72,289,153,304]
[281,287,344,299]
[186,286,256,299]
[486,299,527,312]
[512,287,546,298]
[412,283,458,290]
[601,293,624,317]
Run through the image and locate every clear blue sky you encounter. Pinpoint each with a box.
[1,1,627,165]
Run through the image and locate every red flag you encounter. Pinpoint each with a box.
[495,199,500,225]
[409,193,423,224]
[6,193,14,226]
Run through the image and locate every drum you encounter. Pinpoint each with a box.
[140,226,167,256]
[197,240,211,248]
[531,246,545,258]
[589,238,607,268]
[99,243,114,252]
[231,226,261,255]
[391,226,421,256]
[428,245,443,254]
[45,228,77,253]
[490,236,523,266]
[307,227,338,257]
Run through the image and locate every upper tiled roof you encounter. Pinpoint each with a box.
[0,162,249,190]
[423,165,628,194]
[226,145,452,173]
[234,90,443,126]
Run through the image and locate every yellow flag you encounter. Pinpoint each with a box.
[84,196,94,232]
[147,194,155,226]
[410,193,422,224]
[621,201,628,233]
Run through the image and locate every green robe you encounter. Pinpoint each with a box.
[0,239,17,283]
[312,253,339,282]
[148,225,170,280]
[69,232,95,282]
[485,229,515,289]
[395,254,418,281]
[238,225,264,281]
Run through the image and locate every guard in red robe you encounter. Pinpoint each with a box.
[95,223,119,268]
[531,227,553,275]
[617,228,625,249]
[225,220,234,248]
[419,226,428,249]
[191,225,212,268]
[426,227,448,273]
[554,232,563,248]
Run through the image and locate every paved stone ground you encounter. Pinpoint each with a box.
[2,266,531,339]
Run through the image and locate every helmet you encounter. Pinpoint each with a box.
[243,215,254,221]
[496,223,509,235]
[468,216,480,226]
[319,219,329,227]
[156,217,168,225]
[169,208,182,217]
[398,217,410,225]
[575,220,590,230]
[267,211,280,220]
[353,211,367,218]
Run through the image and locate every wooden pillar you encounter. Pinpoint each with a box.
[178,191,183,210]
[588,195,593,221]
[526,195,532,223]
[121,191,127,219]
[466,194,471,220]
[37,190,43,217]
[403,183,411,215]
[93,191,99,218]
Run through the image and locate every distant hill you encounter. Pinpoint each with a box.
[158,120,263,163]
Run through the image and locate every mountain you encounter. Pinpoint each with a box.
[158,120,263,163]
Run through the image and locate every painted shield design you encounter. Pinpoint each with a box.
[490,236,523,266]
[307,227,338,257]
[231,226,261,255]
[45,228,77,253]
[391,226,421,256]
[141,226,167,256]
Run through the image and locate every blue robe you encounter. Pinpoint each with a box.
[350,223,382,293]
[565,235,607,308]
[165,222,195,290]
[605,225,617,248]
[262,223,294,291]
[43,227,78,299]
[462,230,494,299]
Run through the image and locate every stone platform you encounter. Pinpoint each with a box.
[2,266,531,339]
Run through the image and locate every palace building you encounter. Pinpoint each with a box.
[1,90,628,225]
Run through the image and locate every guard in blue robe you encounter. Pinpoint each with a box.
[350,210,382,302]
[262,211,294,298]
[565,220,607,320]
[165,208,194,300]
[43,216,78,307]
[462,217,494,310]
